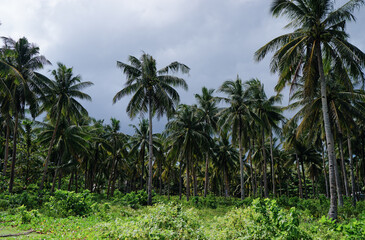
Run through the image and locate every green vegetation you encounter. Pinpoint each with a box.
[1,192,365,239]
[1,0,365,238]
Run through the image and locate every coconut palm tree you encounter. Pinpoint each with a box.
[1,37,50,193]
[195,87,219,197]
[212,130,238,197]
[129,119,149,190]
[218,75,254,199]
[245,78,284,197]
[255,0,365,220]
[166,104,209,201]
[39,63,93,190]
[113,52,189,205]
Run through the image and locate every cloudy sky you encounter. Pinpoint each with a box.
[1,0,364,134]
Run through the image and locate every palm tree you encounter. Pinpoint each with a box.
[212,130,238,197]
[166,104,209,201]
[195,87,219,197]
[129,119,149,190]
[218,75,254,199]
[255,0,365,220]
[39,63,93,190]
[113,52,189,205]
[1,37,50,193]
[246,78,284,197]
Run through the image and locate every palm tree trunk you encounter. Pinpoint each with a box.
[301,160,307,198]
[107,156,116,198]
[204,153,209,197]
[223,166,230,197]
[75,168,78,193]
[253,140,257,197]
[51,157,61,193]
[148,98,153,205]
[9,111,19,193]
[192,162,198,196]
[249,140,255,197]
[338,138,349,197]
[347,133,356,207]
[334,155,344,206]
[296,153,303,198]
[68,171,74,191]
[140,146,145,190]
[158,157,162,195]
[270,131,275,197]
[317,43,337,220]
[186,150,191,201]
[179,161,182,200]
[239,123,245,199]
[322,145,329,198]
[58,171,62,190]
[40,113,61,191]
[2,121,10,176]
[262,128,268,198]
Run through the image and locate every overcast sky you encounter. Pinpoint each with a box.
[1,0,364,134]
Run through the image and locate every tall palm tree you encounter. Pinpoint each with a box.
[195,87,219,197]
[39,63,93,190]
[246,78,284,197]
[212,130,238,197]
[255,0,365,220]
[1,37,50,193]
[113,53,189,205]
[166,104,209,201]
[129,119,149,190]
[218,75,254,199]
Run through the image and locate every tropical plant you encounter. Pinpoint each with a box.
[113,52,189,204]
[255,0,365,220]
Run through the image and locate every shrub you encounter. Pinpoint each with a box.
[98,203,206,239]
[43,190,94,217]
[211,198,310,240]
[119,190,148,209]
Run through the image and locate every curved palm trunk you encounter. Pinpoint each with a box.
[204,153,209,197]
[296,153,303,198]
[339,138,349,197]
[317,43,337,220]
[322,145,329,198]
[2,122,10,176]
[262,128,268,198]
[40,113,61,191]
[239,123,245,199]
[148,98,153,205]
[270,131,275,197]
[9,111,19,193]
[347,134,356,207]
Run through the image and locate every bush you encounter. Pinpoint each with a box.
[98,203,206,239]
[43,190,94,217]
[0,199,9,210]
[211,198,310,240]
[119,190,148,209]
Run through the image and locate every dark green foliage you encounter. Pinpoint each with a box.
[43,190,94,217]
[99,203,205,239]
[116,190,149,209]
